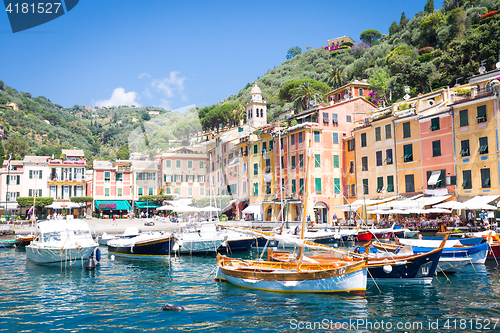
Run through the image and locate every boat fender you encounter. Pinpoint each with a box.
[95,248,101,263]
[162,303,185,311]
[110,255,115,261]
[383,265,392,274]
[85,257,96,270]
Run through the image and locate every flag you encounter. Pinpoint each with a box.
[7,154,12,170]
[27,206,34,215]
[380,187,387,194]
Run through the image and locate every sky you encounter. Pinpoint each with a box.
[0,0,440,111]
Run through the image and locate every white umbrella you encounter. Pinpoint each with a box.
[368,209,391,214]
[157,205,176,211]
[406,208,427,214]
[425,208,452,214]
[170,205,201,213]
[199,206,219,212]
[388,209,410,214]
[434,201,465,210]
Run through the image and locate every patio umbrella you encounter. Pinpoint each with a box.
[199,206,219,212]
[368,209,391,214]
[170,205,201,213]
[157,205,176,211]
[433,201,465,210]
[424,208,452,214]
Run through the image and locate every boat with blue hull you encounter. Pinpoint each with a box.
[411,242,488,264]
[218,238,254,252]
[107,234,175,259]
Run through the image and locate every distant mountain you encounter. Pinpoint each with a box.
[0,81,193,162]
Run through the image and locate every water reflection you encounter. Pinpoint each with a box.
[2,246,500,332]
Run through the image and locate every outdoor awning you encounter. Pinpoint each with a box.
[0,203,19,209]
[134,201,160,209]
[288,200,302,204]
[46,202,80,209]
[242,204,263,216]
[427,171,441,186]
[335,196,398,209]
[222,199,237,212]
[95,200,132,211]
[462,195,500,210]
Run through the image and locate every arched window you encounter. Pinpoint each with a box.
[260,109,264,118]
[267,207,272,218]
[255,108,259,117]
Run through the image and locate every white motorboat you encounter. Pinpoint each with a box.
[174,223,226,254]
[26,219,98,264]
[97,232,117,246]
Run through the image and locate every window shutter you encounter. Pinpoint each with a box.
[17,176,20,185]
[39,170,42,179]
[6,176,9,185]
[29,170,32,179]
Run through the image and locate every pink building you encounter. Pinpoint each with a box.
[419,102,456,196]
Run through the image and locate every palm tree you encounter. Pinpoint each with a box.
[233,102,246,126]
[292,82,324,111]
[326,67,345,89]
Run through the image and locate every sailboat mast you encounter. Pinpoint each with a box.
[278,122,284,221]
[297,139,311,264]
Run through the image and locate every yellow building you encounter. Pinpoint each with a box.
[452,69,500,199]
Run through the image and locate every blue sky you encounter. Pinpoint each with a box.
[0,0,439,110]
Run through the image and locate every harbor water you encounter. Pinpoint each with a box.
[2,246,500,332]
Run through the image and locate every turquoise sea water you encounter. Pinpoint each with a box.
[1,246,500,332]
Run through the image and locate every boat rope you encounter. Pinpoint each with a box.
[437,265,451,283]
[367,269,381,294]
[469,258,477,275]
[489,245,498,266]
[434,270,441,283]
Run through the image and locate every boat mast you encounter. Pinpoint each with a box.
[297,139,311,266]
[278,121,284,223]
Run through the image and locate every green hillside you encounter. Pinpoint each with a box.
[0,81,199,164]
[199,0,500,126]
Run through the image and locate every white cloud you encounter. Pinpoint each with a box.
[151,71,186,99]
[94,88,140,107]
[143,88,153,99]
[138,72,151,79]
[159,98,171,110]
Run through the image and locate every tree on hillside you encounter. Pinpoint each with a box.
[0,80,4,90]
[360,29,382,46]
[173,120,202,142]
[278,79,330,103]
[141,111,151,121]
[292,82,325,111]
[286,46,302,60]
[424,0,434,14]
[400,12,409,27]
[116,143,130,160]
[233,102,246,125]
[389,21,400,35]
[0,141,4,166]
[326,67,346,89]
[5,137,29,159]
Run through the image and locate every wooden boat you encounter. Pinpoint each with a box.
[270,233,449,285]
[15,235,35,247]
[216,254,367,294]
[107,233,175,259]
[215,140,368,293]
[0,239,16,248]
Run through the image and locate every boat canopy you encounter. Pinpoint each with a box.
[37,219,92,234]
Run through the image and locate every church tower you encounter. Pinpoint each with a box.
[246,83,267,128]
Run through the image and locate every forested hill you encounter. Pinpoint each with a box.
[199,0,500,127]
[0,80,201,165]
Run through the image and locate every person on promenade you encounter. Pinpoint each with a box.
[112,215,117,226]
[333,213,337,226]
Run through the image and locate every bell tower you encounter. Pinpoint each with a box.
[246,83,267,128]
